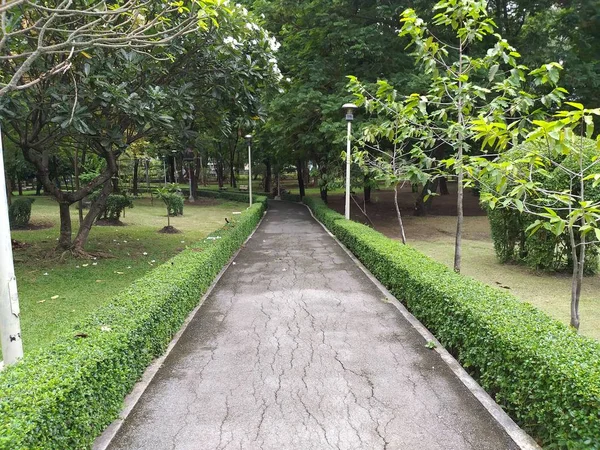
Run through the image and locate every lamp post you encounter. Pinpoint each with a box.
[342,103,358,220]
[244,134,253,207]
[0,124,23,366]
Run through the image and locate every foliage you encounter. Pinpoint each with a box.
[91,193,134,222]
[472,104,600,329]
[483,138,600,274]
[0,197,267,449]
[156,185,184,217]
[8,197,34,229]
[304,196,600,449]
[349,0,566,272]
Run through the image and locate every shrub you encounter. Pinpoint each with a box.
[483,138,600,274]
[95,194,133,221]
[162,193,184,216]
[304,197,600,449]
[8,197,34,229]
[0,196,267,449]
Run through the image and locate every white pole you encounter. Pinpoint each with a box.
[345,120,352,220]
[248,142,252,207]
[0,123,24,366]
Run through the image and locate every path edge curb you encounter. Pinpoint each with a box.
[301,201,541,450]
[92,209,269,450]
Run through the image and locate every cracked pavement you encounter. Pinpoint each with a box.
[106,201,517,450]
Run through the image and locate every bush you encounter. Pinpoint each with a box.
[95,194,133,221]
[162,193,184,216]
[304,197,600,449]
[483,138,600,274]
[8,197,34,229]
[0,196,267,449]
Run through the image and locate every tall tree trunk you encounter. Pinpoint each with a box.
[320,187,328,203]
[264,158,272,193]
[296,160,305,198]
[74,147,83,224]
[132,158,139,196]
[168,155,175,183]
[303,160,310,186]
[394,184,407,244]
[439,176,449,195]
[5,176,12,206]
[190,161,198,200]
[17,179,22,195]
[58,202,72,250]
[415,179,438,216]
[363,175,371,204]
[36,178,42,195]
[454,156,464,273]
[216,157,224,188]
[71,181,113,253]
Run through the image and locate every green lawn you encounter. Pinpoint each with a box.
[403,216,600,341]
[9,195,244,355]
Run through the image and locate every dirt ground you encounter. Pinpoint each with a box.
[314,182,600,341]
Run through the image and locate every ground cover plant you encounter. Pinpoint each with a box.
[8,195,243,356]
[304,196,600,449]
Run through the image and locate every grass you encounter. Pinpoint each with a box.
[401,215,600,341]
[9,194,244,355]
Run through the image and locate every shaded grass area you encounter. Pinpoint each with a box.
[9,195,244,354]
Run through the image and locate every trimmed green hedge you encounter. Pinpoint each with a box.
[304,197,600,450]
[0,197,267,449]
[197,188,270,203]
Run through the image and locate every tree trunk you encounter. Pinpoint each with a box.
[58,202,72,250]
[36,178,42,195]
[320,187,328,203]
[168,155,175,183]
[439,176,449,195]
[216,158,224,188]
[415,179,438,216]
[364,185,371,204]
[190,161,198,200]
[264,158,272,193]
[303,160,310,186]
[132,158,139,196]
[394,184,407,244]
[71,182,113,252]
[296,160,305,198]
[17,179,22,195]
[5,176,12,206]
[454,156,464,273]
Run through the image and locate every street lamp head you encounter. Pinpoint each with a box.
[244,134,252,143]
[342,103,358,122]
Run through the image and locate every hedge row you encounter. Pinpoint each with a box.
[197,188,271,203]
[304,197,600,450]
[0,196,267,449]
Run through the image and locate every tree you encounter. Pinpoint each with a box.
[350,0,565,272]
[0,0,219,94]
[472,104,600,330]
[244,0,422,201]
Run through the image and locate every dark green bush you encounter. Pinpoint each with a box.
[483,138,600,274]
[162,193,184,216]
[0,196,267,449]
[96,194,133,221]
[197,188,269,203]
[8,197,34,229]
[305,197,600,450]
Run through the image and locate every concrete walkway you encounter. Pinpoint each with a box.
[104,201,518,450]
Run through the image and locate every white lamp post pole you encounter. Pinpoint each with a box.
[245,135,253,207]
[0,124,23,366]
[342,103,358,220]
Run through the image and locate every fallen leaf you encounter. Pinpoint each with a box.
[51,295,59,300]
[37,300,46,303]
